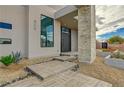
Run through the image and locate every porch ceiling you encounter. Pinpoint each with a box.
[56,10,78,31]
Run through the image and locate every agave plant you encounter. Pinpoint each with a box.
[0,55,14,66]
[12,51,22,63]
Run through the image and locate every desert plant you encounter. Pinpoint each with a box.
[0,55,14,66]
[12,51,22,63]
[111,51,124,59]
[111,52,120,58]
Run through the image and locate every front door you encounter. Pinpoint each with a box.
[61,26,71,52]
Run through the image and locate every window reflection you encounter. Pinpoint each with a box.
[41,15,54,47]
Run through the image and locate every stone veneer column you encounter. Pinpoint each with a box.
[78,5,96,63]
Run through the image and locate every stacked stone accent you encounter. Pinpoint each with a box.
[78,5,96,63]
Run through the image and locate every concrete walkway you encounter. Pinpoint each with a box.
[7,70,112,87]
[26,60,77,79]
[6,56,112,87]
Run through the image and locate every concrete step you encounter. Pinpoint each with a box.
[53,56,77,62]
[26,60,77,80]
[60,52,78,57]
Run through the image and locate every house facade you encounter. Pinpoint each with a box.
[0,5,96,63]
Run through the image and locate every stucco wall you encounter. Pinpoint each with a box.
[0,5,78,58]
[71,30,78,52]
[28,6,61,58]
[0,6,28,57]
[0,5,61,58]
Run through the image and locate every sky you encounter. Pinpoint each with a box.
[96,27,124,40]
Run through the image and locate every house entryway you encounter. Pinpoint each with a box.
[61,26,71,52]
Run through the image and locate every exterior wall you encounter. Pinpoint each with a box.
[28,6,61,58]
[0,6,28,57]
[96,40,102,49]
[0,5,61,58]
[90,6,96,62]
[71,30,78,52]
[0,5,96,61]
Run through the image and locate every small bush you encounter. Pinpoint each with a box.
[111,51,124,60]
[0,55,14,66]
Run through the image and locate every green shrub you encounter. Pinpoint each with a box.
[0,55,14,66]
[108,36,124,44]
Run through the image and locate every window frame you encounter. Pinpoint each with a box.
[40,14,54,47]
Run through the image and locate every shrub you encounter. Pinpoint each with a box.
[111,51,124,59]
[0,55,14,66]
[108,36,124,44]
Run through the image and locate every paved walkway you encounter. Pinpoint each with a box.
[26,60,77,79]
[6,58,112,87]
[7,70,112,87]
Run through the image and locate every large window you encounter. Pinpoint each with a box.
[40,15,54,47]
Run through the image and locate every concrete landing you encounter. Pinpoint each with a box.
[26,60,77,79]
[53,56,77,62]
[7,70,112,87]
[60,52,78,56]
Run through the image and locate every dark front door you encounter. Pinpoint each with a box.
[61,27,71,52]
[102,42,108,49]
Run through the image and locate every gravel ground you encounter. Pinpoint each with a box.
[0,60,28,86]
[0,57,53,86]
[78,56,124,87]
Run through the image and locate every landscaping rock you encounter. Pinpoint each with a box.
[0,62,5,68]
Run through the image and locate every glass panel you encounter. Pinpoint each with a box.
[41,15,54,47]
[0,38,12,44]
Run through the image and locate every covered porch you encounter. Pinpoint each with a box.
[55,5,96,63]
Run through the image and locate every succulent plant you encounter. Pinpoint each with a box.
[0,55,14,66]
[12,51,22,63]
